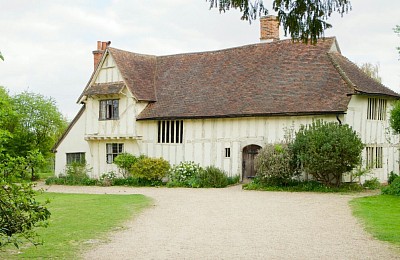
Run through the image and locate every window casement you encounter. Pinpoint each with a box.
[366,146,383,169]
[106,143,124,164]
[367,98,386,120]
[66,152,85,165]
[225,148,231,158]
[99,99,119,120]
[157,120,183,144]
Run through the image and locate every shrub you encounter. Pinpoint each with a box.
[99,171,117,186]
[131,157,170,181]
[113,153,139,178]
[390,100,400,134]
[111,177,163,187]
[45,162,95,186]
[196,166,229,188]
[168,161,202,187]
[227,175,240,186]
[381,177,400,196]
[362,178,381,190]
[388,171,399,184]
[292,120,363,187]
[243,179,363,192]
[255,143,298,186]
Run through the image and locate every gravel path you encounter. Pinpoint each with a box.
[39,184,399,260]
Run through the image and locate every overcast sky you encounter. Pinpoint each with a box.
[1,0,399,120]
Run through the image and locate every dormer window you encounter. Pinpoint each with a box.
[99,99,119,120]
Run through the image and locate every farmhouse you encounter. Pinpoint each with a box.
[54,16,400,182]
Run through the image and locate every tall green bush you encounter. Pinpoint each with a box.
[382,176,400,196]
[113,153,138,178]
[196,166,229,188]
[131,157,170,181]
[390,100,400,134]
[292,120,363,187]
[255,143,298,185]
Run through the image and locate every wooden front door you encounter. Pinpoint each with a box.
[242,145,262,179]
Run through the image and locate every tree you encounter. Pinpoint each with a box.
[0,90,50,248]
[1,179,50,248]
[359,62,382,83]
[7,91,67,178]
[255,143,298,185]
[390,101,400,134]
[292,120,363,187]
[206,0,352,43]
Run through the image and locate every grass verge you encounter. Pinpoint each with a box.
[0,192,151,259]
[350,195,400,246]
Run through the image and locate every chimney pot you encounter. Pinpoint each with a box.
[93,41,110,70]
[260,15,280,42]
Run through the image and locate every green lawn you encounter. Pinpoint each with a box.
[0,192,151,259]
[350,195,400,246]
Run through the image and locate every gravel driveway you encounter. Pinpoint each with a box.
[40,184,399,260]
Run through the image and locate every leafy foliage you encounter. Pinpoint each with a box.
[244,178,363,192]
[168,161,203,187]
[196,166,229,188]
[292,120,363,186]
[113,153,139,178]
[0,182,50,248]
[45,162,95,186]
[388,171,399,185]
[207,0,352,43]
[381,176,400,196]
[390,100,400,134]
[362,178,381,190]
[131,157,170,181]
[0,87,67,178]
[255,143,298,185]
[11,91,67,159]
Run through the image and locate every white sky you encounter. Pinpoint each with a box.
[0,0,399,120]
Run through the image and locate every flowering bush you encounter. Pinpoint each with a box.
[99,171,117,186]
[168,161,203,187]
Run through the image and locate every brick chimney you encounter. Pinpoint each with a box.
[92,41,111,70]
[260,15,280,42]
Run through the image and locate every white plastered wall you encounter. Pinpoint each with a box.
[54,108,90,177]
[138,115,339,177]
[344,95,400,182]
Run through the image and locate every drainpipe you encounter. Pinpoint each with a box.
[336,114,342,125]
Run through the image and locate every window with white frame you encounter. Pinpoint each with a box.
[66,152,85,165]
[106,143,124,164]
[99,99,119,120]
[157,120,183,144]
[367,98,386,120]
[366,146,383,169]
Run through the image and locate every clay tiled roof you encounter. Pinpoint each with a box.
[108,48,157,101]
[84,82,124,96]
[328,53,399,97]
[85,37,399,120]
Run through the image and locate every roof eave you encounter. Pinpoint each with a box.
[136,111,346,121]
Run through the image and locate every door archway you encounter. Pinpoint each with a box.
[242,144,262,180]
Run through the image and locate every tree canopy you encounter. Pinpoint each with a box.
[359,62,382,83]
[292,120,363,186]
[206,0,352,43]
